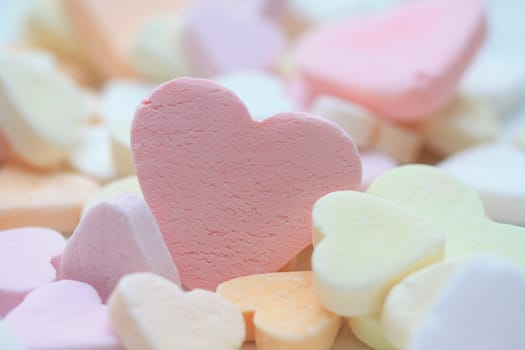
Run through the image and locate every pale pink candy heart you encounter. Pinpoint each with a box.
[295,0,486,121]
[360,152,398,190]
[0,227,66,316]
[183,1,285,77]
[4,280,121,350]
[60,193,180,302]
[131,77,361,290]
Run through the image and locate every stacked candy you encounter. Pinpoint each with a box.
[0,0,524,349]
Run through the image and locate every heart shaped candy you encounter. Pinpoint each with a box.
[61,193,180,302]
[0,227,65,316]
[131,77,361,290]
[107,273,245,350]
[367,165,525,267]
[312,191,445,316]
[409,255,525,350]
[438,143,525,225]
[183,2,285,76]
[217,271,341,349]
[295,0,486,120]
[4,280,121,350]
[0,322,25,350]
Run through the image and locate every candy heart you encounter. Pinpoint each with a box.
[409,255,525,350]
[416,95,499,156]
[214,70,296,122]
[0,51,89,168]
[131,77,361,290]
[438,143,525,225]
[360,152,397,190]
[312,191,444,316]
[0,322,26,350]
[182,1,285,77]
[63,0,187,78]
[0,227,65,316]
[0,163,100,233]
[131,13,192,82]
[4,280,121,350]
[107,273,244,350]
[217,271,341,349]
[295,0,486,121]
[311,95,379,149]
[382,260,460,349]
[349,316,394,350]
[61,193,180,302]
[367,165,525,267]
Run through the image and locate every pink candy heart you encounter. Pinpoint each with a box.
[295,0,486,121]
[60,193,180,301]
[0,227,65,316]
[131,77,361,290]
[183,1,285,76]
[4,280,121,350]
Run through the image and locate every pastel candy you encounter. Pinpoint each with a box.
[4,280,121,350]
[374,121,421,163]
[101,79,154,176]
[360,152,397,190]
[409,255,525,350]
[311,95,379,149]
[61,193,180,302]
[0,163,99,233]
[295,0,486,121]
[63,0,187,78]
[107,273,245,350]
[382,260,460,349]
[461,53,525,115]
[348,316,394,350]
[416,95,499,156]
[439,143,525,225]
[214,70,296,121]
[312,191,445,316]
[217,272,341,349]
[131,14,192,82]
[367,165,525,269]
[82,176,142,215]
[131,77,361,290]
[0,52,88,168]
[0,227,66,316]
[0,322,26,350]
[68,125,117,183]
[183,1,285,77]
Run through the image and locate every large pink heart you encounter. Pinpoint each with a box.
[131,78,361,290]
[295,0,486,121]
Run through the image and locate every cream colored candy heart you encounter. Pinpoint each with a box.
[382,260,460,349]
[367,165,525,267]
[217,272,341,350]
[349,316,394,350]
[0,163,99,233]
[312,191,445,316]
[101,79,154,176]
[374,121,421,164]
[0,52,89,168]
[82,176,142,215]
[68,125,117,183]
[131,14,192,82]
[108,273,245,350]
[416,95,500,156]
[311,95,379,149]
